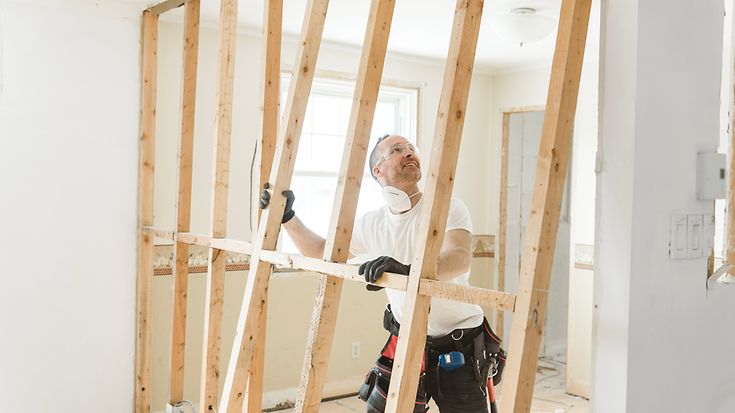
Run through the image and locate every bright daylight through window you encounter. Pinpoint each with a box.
[279,75,418,253]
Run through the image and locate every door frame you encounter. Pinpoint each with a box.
[497,105,545,339]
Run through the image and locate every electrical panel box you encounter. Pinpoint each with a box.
[696,152,726,200]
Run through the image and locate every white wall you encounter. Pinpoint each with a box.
[0,1,141,412]
[594,0,735,411]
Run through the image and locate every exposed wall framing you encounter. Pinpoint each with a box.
[134,1,591,413]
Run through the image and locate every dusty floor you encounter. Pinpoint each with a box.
[275,357,589,412]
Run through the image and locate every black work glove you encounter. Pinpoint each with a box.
[358,256,410,292]
[259,183,296,224]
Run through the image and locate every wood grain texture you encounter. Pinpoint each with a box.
[246,1,283,409]
[199,0,239,411]
[500,1,592,412]
[169,0,200,403]
[135,10,158,413]
[294,1,396,411]
[497,112,510,339]
[218,1,330,411]
[384,1,484,411]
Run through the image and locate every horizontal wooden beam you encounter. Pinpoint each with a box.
[148,0,185,15]
[257,250,515,311]
[142,226,174,241]
[419,280,516,312]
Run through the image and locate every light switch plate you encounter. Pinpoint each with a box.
[670,214,688,260]
[687,214,703,258]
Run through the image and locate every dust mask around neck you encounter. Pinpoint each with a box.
[382,186,420,213]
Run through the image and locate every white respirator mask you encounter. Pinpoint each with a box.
[381,186,421,213]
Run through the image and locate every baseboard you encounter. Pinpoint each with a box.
[262,375,364,409]
[151,375,365,413]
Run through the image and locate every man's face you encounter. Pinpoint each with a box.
[372,135,421,186]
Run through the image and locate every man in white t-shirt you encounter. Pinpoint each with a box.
[260,134,504,413]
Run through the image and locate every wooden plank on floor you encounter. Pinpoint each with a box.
[135,9,158,413]
[218,1,330,412]
[245,1,283,410]
[294,1,396,411]
[384,1,484,411]
[497,112,509,338]
[168,0,200,404]
[499,0,592,412]
[199,0,238,412]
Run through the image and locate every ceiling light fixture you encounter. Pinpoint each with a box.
[490,7,557,47]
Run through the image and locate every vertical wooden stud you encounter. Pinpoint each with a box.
[384,0,484,411]
[135,9,158,413]
[218,1,330,412]
[497,112,510,339]
[244,1,283,411]
[500,0,592,412]
[199,0,238,412]
[168,0,200,404]
[294,1,396,411]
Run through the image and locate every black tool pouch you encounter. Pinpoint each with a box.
[358,357,428,413]
[358,367,379,402]
[480,319,507,385]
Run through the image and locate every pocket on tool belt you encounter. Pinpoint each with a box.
[481,320,507,385]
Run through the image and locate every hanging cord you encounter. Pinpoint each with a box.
[249,140,259,233]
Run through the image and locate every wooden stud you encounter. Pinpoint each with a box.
[384,1,485,411]
[142,226,175,241]
[135,9,158,413]
[728,71,735,274]
[199,0,238,412]
[497,112,510,338]
[244,1,283,410]
[149,0,186,16]
[294,1,396,411]
[499,0,592,412]
[419,279,515,312]
[218,1,330,411]
[168,0,200,404]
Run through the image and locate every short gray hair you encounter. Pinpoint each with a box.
[369,134,391,181]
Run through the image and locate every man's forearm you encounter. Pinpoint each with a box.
[282,216,326,258]
[436,248,471,281]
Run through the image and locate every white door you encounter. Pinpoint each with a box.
[503,111,570,357]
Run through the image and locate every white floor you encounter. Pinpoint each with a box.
[273,358,589,413]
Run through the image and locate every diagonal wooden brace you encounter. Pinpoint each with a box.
[384,0,485,411]
[499,0,592,412]
[218,1,331,412]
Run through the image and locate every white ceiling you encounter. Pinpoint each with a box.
[158,0,564,72]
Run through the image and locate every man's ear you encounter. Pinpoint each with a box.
[372,166,381,178]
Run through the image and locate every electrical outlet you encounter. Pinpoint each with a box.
[351,341,360,359]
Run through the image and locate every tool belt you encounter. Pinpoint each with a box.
[382,305,506,385]
[358,306,506,412]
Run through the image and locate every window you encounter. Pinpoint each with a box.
[279,75,418,253]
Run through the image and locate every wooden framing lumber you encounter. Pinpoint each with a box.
[148,0,186,16]
[385,1,484,411]
[218,1,330,411]
[168,0,200,404]
[418,280,516,312]
[294,1,396,411]
[142,226,175,241]
[135,9,157,413]
[499,0,592,412]
[728,64,735,273]
[199,0,238,411]
[245,1,283,410]
[497,112,509,338]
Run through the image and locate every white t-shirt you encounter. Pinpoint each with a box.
[349,196,484,337]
